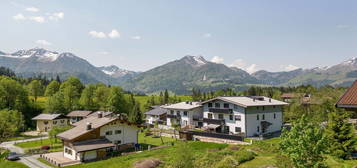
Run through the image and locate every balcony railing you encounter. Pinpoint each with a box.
[167,114,180,119]
[203,118,225,125]
[208,108,232,114]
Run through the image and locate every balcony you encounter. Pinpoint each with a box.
[167,114,180,119]
[203,118,225,125]
[208,108,233,114]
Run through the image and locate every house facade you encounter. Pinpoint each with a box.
[32,114,69,132]
[67,111,93,124]
[144,106,168,125]
[336,80,357,112]
[164,102,203,128]
[57,112,140,162]
[200,96,287,137]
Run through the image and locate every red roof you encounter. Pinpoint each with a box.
[337,80,357,107]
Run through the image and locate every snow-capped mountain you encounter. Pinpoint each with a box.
[98,65,138,78]
[181,55,208,67]
[0,48,115,84]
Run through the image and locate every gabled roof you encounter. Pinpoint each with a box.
[67,111,93,117]
[32,114,64,120]
[145,107,168,116]
[337,80,357,108]
[87,111,113,118]
[57,114,139,141]
[200,96,288,108]
[164,102,202,110]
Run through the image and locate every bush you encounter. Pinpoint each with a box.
[275,154,293,168]
[215,156,239,168]
[234,150,256,164]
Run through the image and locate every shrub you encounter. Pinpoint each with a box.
[41,146,50,150]
[234,150,256,164]
[214,156,239,168]
[275,154,293,168]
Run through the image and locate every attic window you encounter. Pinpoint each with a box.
[208,103,212,107]
[224,103,229,108]
[215,103,220,108]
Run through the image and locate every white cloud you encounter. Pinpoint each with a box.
[48,12,64,21]
[246,64,258,74]
[28,16,45,23]
[284,64,300,71]
[108,29,120,39]
[25,7,39,12]
[36,40,52,46]
[131,36,142,40]
[230,59,258,74]
[89,31,107,38]
[203,33,212,38]
[211,56,224,64]
[13,13,26,20]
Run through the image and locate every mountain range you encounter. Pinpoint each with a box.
[0,48,356,94]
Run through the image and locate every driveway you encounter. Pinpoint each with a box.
[0,137,53,168]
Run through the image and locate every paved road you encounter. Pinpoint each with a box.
[0,137,53,168]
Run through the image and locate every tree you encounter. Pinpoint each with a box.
[326,112,357,159]
[79,84,98,111]
[107,86,127,114]
[128,101,142,124]
[49,126,71,144]
[164,89,169,104]
[46,92,66,114]
[94,85,110,110]
[0,109,24,143]
[45,81,60,96]
[27,80,43,101]
[280,115,328,168]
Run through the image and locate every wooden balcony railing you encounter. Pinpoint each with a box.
[208,108,233,114]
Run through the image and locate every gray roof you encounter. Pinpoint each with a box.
[32,114,64,120]
[72,138,115,152]
[145,107,168,116]
[201,96,288,108]
[164,102,202,110]
[67,111,93,117]
[87,111,113,118]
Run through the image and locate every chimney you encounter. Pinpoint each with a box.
[97,111,103,118]
[86,122,92,130]
[253,98,256,102]
[186,101,189,104]
[269,98,271,103]
[190,102,192,105]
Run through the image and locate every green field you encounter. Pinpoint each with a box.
[15,138,63,152]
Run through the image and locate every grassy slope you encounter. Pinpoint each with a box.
[15,138,63,152]
[0,160,28,168]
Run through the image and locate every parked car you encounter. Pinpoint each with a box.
[6,152,21,161]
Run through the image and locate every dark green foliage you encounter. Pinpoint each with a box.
[0,67,15,77]
[326,112,357,159]
[107,86,127,114]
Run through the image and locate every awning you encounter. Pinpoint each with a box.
[207,124,220,129]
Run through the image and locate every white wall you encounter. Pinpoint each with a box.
[100,122,139,145]
[63,146,76,160]
[166,107,203,128]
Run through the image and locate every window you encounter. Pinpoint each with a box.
[114,140,121,144]
[262,114,265,120]
[229,115,233,120]
[176,111,180,116]
[115,130,122,134]
[53,121,57,124]
[218,114,224,120]
[215,103,220,108]
[262,106,265,111]
[273,105,276,108]
[257,115,259,120]
[274,113,276,119]
[183,111,188,116]
[106,131,113,135]
[234,105,238,110]
[65,148,72,155]
[257,126,260,132]
[235,115,241,121]
[256,107,259,110]
[208,103,213,107]
[208,113,213,119]
[224,103,229,108]
[235,127,242,133]
[170,110,174,115]
[44,121,48,125]
[60,120,65,123]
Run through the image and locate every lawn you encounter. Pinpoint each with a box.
[0,160,28,168]
[15,138,63,152]
[138,132,176,147]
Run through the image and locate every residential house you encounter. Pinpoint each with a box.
[164,102,203,128]
[57,112,140,162]
[67,111,93,124]
[281,93,296,102]
[32,114,69,132]
[144,106,168,125]
[200,96,288,137]
[336,80,357,112]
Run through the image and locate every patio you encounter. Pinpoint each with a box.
[40,152,80,167]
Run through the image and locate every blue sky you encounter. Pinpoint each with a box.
[1,0,356,72]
